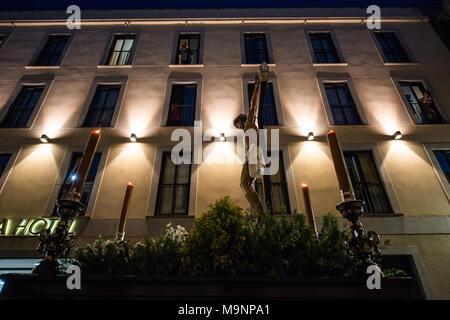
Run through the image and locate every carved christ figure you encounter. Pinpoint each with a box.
[233,63,269,222]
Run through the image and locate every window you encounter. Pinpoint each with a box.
[324,83,362,125]
[0,86,44,128]
[33,35,70,66]
[433,150,450,184]
[247,82,278,125]
[0,34,7,49]
[0,154,12,178]
[82,85,120,127]
[155,152,191,215]
[105,34,135,66]
[175,34,200,65]
[344,151,392,214]
[374,32,410,63]
[53,152,102,216]
[399,82,445,124]
[309,32,340,63]
[167,84,196,126]
[255,152,290,214]
[244,33,270,64]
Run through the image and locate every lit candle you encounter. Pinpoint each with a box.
[301,184,318,239]
[117,183,134,240]
[71,130,101,200]
[326,130,353,201]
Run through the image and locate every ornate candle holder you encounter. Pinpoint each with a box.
[336,199,382,275]
[32,192,84,275]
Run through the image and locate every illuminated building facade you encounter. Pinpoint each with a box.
[0,7,449,298]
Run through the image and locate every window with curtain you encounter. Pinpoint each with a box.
[34,35,70,66]
[248,82,279,126]
[167,84,196,126]
[105,34,135,65]
[53,152,102,216]
[244,33,270,64]
[175,34,200,65]
[255,152,290,214]
[155,152,191,215]
[344,151,392,214]
[374,32,410,63]
[324,83,362,125]
[0,86,44,128]
[82,85,120,127]
[433,150,450,184]
[0,154,12,178]
[309,32,340,63]
[399,82,445,124]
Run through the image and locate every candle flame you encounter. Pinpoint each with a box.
[92,129,101,135]
[128,182,134,187]
[327,130,336,135]
[301,184,308,188]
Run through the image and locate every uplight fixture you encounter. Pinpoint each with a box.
[219,133,226,142]
[307,132,314,141]
[130,133,137,142]
[40,134,50,143]
[393,131,402,140]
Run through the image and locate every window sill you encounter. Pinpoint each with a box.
[383,62,419,66]
[169,64,204,68]
[97,65,133,68]
[313,63,348,67]
[25,65,60,69]
[362,213,404,217]
[241,64,276,67]
[146,215,194,219]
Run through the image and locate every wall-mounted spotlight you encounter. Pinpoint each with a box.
[219,133,226,142]
[40,134,50,143]
[393,131,402,140]
[307,132,314,141]
[129,133,137,142]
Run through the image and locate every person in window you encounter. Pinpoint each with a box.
[178,41,191,64]
[419,91,442,123]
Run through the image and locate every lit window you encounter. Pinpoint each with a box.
[309,32,340,63]
[82,85,120,127]
[248,82,278,125]
[244,33,270,64]
[374,32,410,63]
[105,34,135,66]
[433,150,450,184]
[34,35,70,66]
[167,84,196,126]
[175,34,200,65]
[155,152,191,215]
[0,154,12,178]
[324,83,362,125]
[344,151,392,214]
[0,86,44,128]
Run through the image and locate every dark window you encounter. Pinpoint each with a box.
[399,82,445,124]
[344,151,393,214]
[248,82,278,125]
[175,34,200,65]
[155,152,191,215]
[433,150,450,184]
[324,83,362,125]
[53,152,102,216]
[255,152,290,214]
[0,86,44,128]
[167,84,196,126]
[105,34,135,66]
[34,35,70,66]
[0,34,7,49]
[0,153,12,178]
[82,85,120,127]
[244,33,270,64]
[375,32,410,63]
[309,32,341,63]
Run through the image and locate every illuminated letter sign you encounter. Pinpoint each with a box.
[0,218,76,237]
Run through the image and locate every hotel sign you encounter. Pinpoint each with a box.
[0,218,77,237]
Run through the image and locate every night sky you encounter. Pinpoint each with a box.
[0,0,444,11]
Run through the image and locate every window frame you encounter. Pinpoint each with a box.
[423,143,450,199]
[369,30,417,65]
[0,78,52,129]
[242,73,285,126]
[170,31,204,66]
[0,147,20,193]
[305,30,346,65]
[43,146,109,218]
[240,31,275,65]
[341,144,401,215]
[147,146,199,217]
[391,77,447,125]
[98,31,139,67]
[27,32,75,68]
[317,76,368,126]
[161,75,202,127]
[77,76,127,128]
